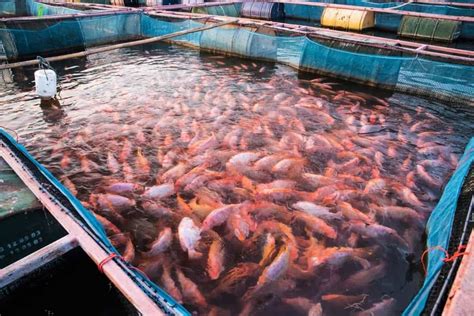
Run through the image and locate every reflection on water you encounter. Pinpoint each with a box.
[0,43,472,315]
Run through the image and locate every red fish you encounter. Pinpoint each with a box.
[176,269,207,307]
[207,238,225,280]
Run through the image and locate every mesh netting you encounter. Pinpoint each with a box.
[26,0,83,16]
[0,0,15,16]
[79,13,141,47]
[394,3,474,17]
[322,0,401,8]
[403,138,474,315]
[285,4,325,21]
[141,16,474,105]
[0,12,141,60]
[1,14,472,104]
[192,3,242,18]
[0,19,86,59]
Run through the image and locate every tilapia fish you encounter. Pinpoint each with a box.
[41,58,468,315]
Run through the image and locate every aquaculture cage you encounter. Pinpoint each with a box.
[140,13,474,105]
[174,1,474,43]
[0,2,472,314]
[0,9,141,60]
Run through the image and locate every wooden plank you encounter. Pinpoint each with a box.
[443,198,474,316]
[0,145,165,315]
[0,235,78,288]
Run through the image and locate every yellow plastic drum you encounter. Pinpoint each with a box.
[321,8,375,31]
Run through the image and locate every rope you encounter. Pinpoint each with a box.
[98,252,119,273]
[421,245,469,275]
[443,245,468,263]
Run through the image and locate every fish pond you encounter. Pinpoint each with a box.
[0,42,473,315]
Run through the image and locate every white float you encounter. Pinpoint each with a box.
[35,69,57,100]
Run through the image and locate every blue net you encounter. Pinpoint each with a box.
[461,21,474,39]
[0,0,15,16]
[138,16,474,104]
[194,3,242,17]
[300,37,404,87]
[0,19,86,60]
[79,13,141,47]
[330,0,401,8]
[0,12,142,60]
[0,13,472,104]
[375,12,403,31]
[285,4,325,21]
[397,58,474,105]
[26,0,83,16]
[395,3,474,17]
[403,138,474,315]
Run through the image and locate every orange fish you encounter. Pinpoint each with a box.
[176,269,207,307]
[207,238,225,280]
[136,148,151,174]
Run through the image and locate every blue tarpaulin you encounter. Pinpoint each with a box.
[403,137,474,315]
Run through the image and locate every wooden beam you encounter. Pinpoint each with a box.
[443,230,474,315]
[0,235,78,288]
[0,145,165,315]
[442,196,474,316]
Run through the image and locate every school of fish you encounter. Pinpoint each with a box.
[18,54,470,315]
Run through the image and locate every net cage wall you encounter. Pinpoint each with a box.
[26,0,83,16]
[193,2,474,40]
[0,11,472,104]
[140,15,474,105]
[404,138,474,315]
[394,3,474,17]
[0,12,141,60]
[0,0,16,16]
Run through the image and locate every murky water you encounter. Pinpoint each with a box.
[0,42,472,315]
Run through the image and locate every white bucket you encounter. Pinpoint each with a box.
[35,69,57,100]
